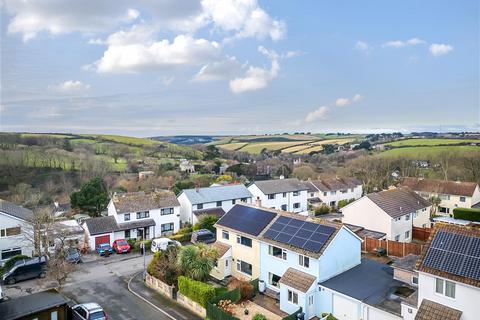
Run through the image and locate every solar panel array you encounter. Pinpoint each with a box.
[263,216,336,253]
[422,230,480,281]
[217,205,277,236]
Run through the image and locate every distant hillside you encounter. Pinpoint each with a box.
[152,135,216,145]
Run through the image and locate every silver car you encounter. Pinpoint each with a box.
[72,302,108,320]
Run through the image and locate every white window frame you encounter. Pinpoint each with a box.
[405,231,410,239]
[268,194,275,200]
[395,235,400,241]
[405,214,410,221]
[299,254,310,268]
[435,278,456,299]
[222,230,229,240]
[287,289,298,304]
[268,245,287,260]
[236,259,253,276]
[293,191,299,196]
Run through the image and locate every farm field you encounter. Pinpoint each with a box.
[380,145,480,158]
[219,142,248,151]
[80,134,160,146]
[385,138,479,147]
[238,141,309,153]
[282,138,356,154]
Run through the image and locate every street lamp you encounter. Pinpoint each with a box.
[141,242,146,281]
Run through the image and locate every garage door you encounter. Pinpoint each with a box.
[333,294,358,320]
[95,235,110,247]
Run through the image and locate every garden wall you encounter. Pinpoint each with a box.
[145,273,175,299]
[177,292,207,318]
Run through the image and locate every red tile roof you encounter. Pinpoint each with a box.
[401,177,478,197]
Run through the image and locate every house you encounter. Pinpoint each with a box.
[52,201,71,217]
[0,199,35,266]
[179,159,195,173]
[402,224,480,320]
[248,178,309,215]
[83,190,180,249]
[177,184,252,225]
[341,188,431,242]
[48,219,85,253]
[138,170,155,180]
[0,289,70,320]
[212,203,277,281]
[400,177,480,216]
[305,177,363,208]
[258,214,362,319]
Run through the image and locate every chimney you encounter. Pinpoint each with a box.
[195,186,200,193]
[255,197,262,207]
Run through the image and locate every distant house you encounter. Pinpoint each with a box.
[179,159,195,173]
[0,199,35,265]
[341,188,431,242]
[248,178,309,214]
[83,190,180,249]
[138,171,155,180]
[400,177,480,216]
[304,177,363,208]
[52,201,71,217]
[177,184,252,224]
[48,219,85,253]
[402,224,480,320]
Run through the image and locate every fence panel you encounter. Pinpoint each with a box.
[362,237,424,258]
[412,227,432,242]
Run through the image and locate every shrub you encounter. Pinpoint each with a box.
[228,278,254,301]
[2,255,29,273]
[252,314,267,320]
[169,232,192,243]
[315,204,330,215]
[178,276,216,307]
[193,215,219,232]
[147,246,179,285]
[453,208,480,222]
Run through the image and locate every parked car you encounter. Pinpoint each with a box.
[72,302,108,320]
[151,238,181,253]
[95,243,113,256]
[1,256,48,285]
[112,239,130,254]
[191,229,216,244]
[65,247,82,263]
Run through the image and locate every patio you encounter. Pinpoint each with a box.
[231,299,285,320]
[251,293,288,318]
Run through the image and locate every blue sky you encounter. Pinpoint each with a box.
[1,0,478,136]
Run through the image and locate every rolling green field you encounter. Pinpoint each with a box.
[385,138,479,147]
[380,145,480,158]
[80,134,160,146]
[238,141,309,153]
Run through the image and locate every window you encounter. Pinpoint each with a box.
[460,196,466,202]
[283,193,287,198]
[436,278,455,298]
[395,235,400,241]
[413,212,418,219]
[216,201,222,207]
[232,199,236,205]
[0,227,21,237]
[394,217,401,221]
[405,231,410,239]
[136,211,150,219]
[299,255,310,268]
[293,191,299,196]
[281,204,287,211]
[74,307,87,318]
[269,272,281,287]
[125,230,131,239]
[237,235,252,247]
[269,245,287,260]
[1,248,22,260]
[330,191,336,195]
[237,259,252,275]
[51,310,58,320]
[241,198,247,202]
[340,189,348,194]
[439,194,450,200]
[161,207,174,215]
[197,203,203,209]
[405,214,410,221]
[288,290,298,304]
[124,213,130,221]
[323,192,327,196]
[222,230,229,240]
[293,203,300,209]
[161,223,174,232]
[439,207,450,214]
[268,194,275,200]
[412,276,418,285]
[350,188,354,192]
[422,208,427,212]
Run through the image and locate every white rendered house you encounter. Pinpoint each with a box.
[305,177,363,208]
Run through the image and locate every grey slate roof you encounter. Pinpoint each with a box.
[0,289,70,320]
[117,219,156,231]
[181,184,252,205]
[84,216,118,235]
[320,259,404,308]
[251,178,308,195]
[193,207,226,219]
[112,190,180,214]
[393,254,419,272]
[0,199,33,221]
[309,177,362,192]
[367,187,430,219]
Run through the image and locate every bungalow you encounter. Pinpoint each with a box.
[341,188,431,242]
[248,178,309,215]
[177,184,252,225]
[258,214,362,319]
[304,177,363,208]
[400,177,480,216]
[402,224,480,320]
[0,199,35,266]
[83,190,180,249]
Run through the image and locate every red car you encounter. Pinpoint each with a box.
[112,239,130,254]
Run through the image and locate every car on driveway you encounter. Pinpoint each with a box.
[72,302,108,320]
[95,243,113,256]
[191,229,216,244]
[65,247,82,263]
[1,256,48,285]
[151,238,181,253]
[112,239,130,253]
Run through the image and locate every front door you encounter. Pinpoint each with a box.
[137,228,144,240]
[308,294,315,319]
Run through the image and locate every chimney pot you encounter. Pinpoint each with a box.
[255,197,262,207]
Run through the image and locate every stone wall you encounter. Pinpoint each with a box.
[145,273,175,299]
[177,292,207,318]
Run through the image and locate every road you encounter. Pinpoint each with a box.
[3,253,200,320]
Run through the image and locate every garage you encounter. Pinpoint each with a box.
[95,235,110,246]
[333,294,358,320]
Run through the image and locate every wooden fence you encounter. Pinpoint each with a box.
[362,237,425,257]
[412,227,432,242]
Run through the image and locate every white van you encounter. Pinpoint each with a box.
[151,238,181,253]
[0,284,5,301]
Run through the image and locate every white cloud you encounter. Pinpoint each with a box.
[335,94,363,107]
[429,43,453,56]
[28,106,62,118]
[383,38,426,48]
[355,41,372,53]
[90,26,221,73]
[229,47,279,93]
[194,56,242,81]
[305,106,329,123]
[88,38,106,45]
[352,94,363,102]
[49,80,91,93]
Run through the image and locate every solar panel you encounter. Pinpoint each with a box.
[217,205,276,236]
[262,216,335,253]
[423,230,480,281]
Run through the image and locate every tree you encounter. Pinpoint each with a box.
[276,164,292,178]
[323,144,335,155]
[193,215,219,232]
[354,140,371,150]
[429,196,442,216]
[292,165,316,180]
[147,246,180,285]
[70,177,109,216]
[45,256,75,288]
[177,244,219,281]
[215,175,233,184]
[204,145,220,160]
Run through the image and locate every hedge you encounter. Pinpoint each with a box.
[178,276,216,307]
[169,232,192,243]
[453,208,480,222]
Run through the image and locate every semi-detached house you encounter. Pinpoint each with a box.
[248,178,309,215]
[83,190,180,249]
[304,177,363,208]
[341,188,431,242]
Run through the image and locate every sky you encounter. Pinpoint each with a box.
[0,0,479,136]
